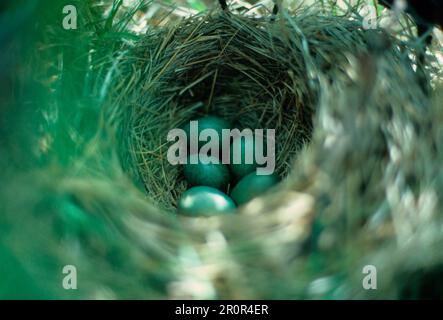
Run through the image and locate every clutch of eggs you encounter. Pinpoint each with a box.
[177,115,279,216]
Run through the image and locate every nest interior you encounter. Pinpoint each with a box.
[117,13,317,210]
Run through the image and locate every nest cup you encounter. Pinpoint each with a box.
[120,12,315,210]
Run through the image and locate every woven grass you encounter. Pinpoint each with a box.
[110,7,394,211]
[110,12,316,210]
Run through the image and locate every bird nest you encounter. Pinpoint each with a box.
[4,2,443,299]
[100,7,443,298]
[114,12,317,211]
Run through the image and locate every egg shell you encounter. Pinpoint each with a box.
[182,115,231,152]
[230,172,279,205]
[177,186,236,216]
[229,134,261,179]
[183,154,230,190]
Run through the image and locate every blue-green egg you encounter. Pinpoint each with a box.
[230,172,279,205]
[182,115,231,152]
[229,134,259,179]
[177,186,236,216]
[183,154,230,190]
